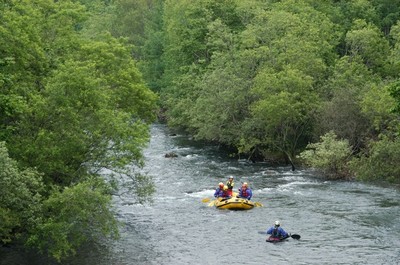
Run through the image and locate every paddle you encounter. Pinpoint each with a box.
[208,200,216,206]
[202,197,227,203]
[206,197,223,207]
[290,234,301,240]
[201,197,217,206]
[201,198,211,203]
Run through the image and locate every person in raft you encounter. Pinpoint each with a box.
[226,176,234,196]
[214,183,231,199]
[221,185,231,199]
[214,182,224,198]
[237,182,252,200]
[266,221,288,239]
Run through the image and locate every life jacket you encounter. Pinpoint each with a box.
[222,190,230,197]
[272,228,279,237]
[226,181,234,190]
[226,181,234,196]
[214,188,224,197]
[240,188,248,198]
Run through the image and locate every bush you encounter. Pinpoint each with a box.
[298,131,352,179]
[0,142,44,244]
[349,136,400,183]
[27,180,119,261]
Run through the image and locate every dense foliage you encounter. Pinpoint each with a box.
[1,0,157,261]
[131,0,400,183]
[298,132,352,179]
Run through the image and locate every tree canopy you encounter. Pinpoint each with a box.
[135,0,400,182]
[0,0,157,260]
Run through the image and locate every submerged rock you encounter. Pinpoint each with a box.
[165,152,178,158]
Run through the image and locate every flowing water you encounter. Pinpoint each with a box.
[1,123,399,265]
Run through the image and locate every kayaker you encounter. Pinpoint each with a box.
[266,221,288,239]
[237,182,252,200]
[214,182,224,198]
[226,176,234,196]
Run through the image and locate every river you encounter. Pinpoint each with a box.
[1,123,399,265]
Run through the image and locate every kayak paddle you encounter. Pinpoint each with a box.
[290,234,301,239]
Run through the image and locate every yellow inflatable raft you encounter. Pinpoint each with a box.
[215,197,255,210]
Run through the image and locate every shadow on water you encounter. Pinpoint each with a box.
[0,240,113,265]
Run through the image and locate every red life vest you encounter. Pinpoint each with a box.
[240,188,248,198]
[222,190,230,197]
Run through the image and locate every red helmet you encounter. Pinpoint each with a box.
[218,182,224,188]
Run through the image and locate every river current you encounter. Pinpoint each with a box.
[1,123,399,265]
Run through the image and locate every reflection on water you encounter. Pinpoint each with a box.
[1,124,399,265]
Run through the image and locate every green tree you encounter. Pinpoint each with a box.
[190,61,251,145]
[1,0,158,260]
[231,1,337,163]
[317,57,379,150]
[161,0,210,127]
[370,0,400,34]
[242,67,319,167]
[238,3,338,83]
[0,0,50,141]
[161,0,244,127]
[0,142,44,244]
[361,82,398,133]
[27,179,118,262]
[0,0,87,143]
[337,0,378,32]
[349,136,400,183]
[137,0,165,92]
[345,19,390,75]
[9,35,157,186]
[388,21,400,77]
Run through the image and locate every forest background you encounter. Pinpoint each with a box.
[1,0,400,261]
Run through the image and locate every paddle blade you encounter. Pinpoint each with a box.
[254,202,263,207]
[291,234,301,240]
[208,200,216,207]
[202,198,211,203]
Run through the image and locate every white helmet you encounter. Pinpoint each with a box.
[274,220,280,226]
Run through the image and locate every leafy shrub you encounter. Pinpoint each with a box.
[27,180,119,261]
[349,136,400,183]
[298,131,352,179]
[0,142,43,244]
